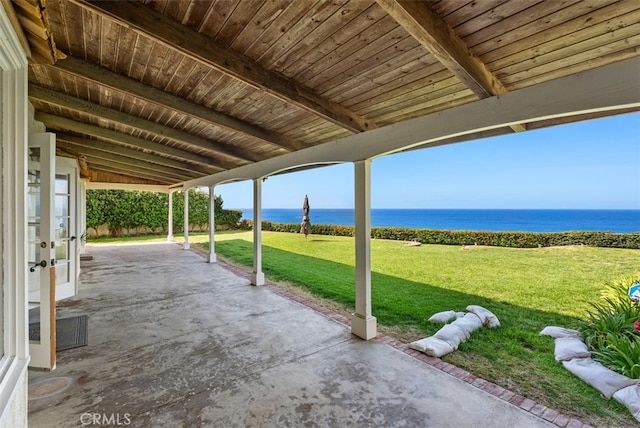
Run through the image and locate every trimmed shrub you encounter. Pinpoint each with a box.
[86,189,241,237]
[241,221,640,249]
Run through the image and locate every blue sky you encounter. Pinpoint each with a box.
[215,112,640,210]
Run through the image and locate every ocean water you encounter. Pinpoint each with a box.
[238,209,640,233]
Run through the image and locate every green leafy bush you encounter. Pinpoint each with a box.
[86,189,241,237]
[579,276,640,379]
[241,221,640,249]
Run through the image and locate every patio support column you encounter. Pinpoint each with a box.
[208,185,216,263]
[167,191,174,242]
[351,160,377,340]
[183,189,190,250]
[251,178,265,285]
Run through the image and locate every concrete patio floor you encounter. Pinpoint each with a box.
[27,243,560,427]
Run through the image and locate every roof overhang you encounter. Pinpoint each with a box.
[181,57,640,189]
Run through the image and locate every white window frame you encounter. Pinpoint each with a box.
[0,2,30,419]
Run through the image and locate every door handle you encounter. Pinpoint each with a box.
[29,260,47,272]
[70,236,77,241]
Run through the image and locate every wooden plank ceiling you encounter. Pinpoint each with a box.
[8,0,640,185]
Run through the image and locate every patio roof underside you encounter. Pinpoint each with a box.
[9,0,640,187]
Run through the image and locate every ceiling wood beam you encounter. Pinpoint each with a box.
[181,57,640,189]
[86,162,173,185]
[70,0,373,133]
[29,84,258,165]
[35,112,222,172]
[78,155,192,183]
[57,141,201,181]
[375,0,526,132]
[54,56,304,152]
[1,0,31,58]
[56,133,212,176]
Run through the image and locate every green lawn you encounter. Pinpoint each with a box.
[89,231,640,426]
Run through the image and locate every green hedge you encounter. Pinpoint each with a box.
[87,189,241,236]
[239,221,640,249]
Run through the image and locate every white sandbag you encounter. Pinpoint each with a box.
[409,336,455,357]
[451,313,483,336]
[455,312,466,319]
[434,323,469,349]
[554,337,590,361]
[540,326,582,339]
[613,385,640,422]
[428,310,457,323]
[562,358,638,399]
[466,305,500,328]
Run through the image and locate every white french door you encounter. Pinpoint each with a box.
[27,137,79,369]
[28,133,57,369]
[54,165,77,300]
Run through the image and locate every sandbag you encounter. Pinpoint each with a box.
[466,305,500,328]
[409,337,455,357]
[613,385,640,422]
[540,326,582,339]
[434,323,469,349]
[451,313,483,336]
[428,310,457,323]
[554,337,590,361]
[562,358,638,399]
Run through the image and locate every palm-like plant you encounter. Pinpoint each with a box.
[578,276,640,379]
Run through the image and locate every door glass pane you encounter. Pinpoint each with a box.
[28,239,41,264]
[55,195,69,216]
[28,193,40,222]
[55,216,68,239]
[28,164,40,184]
[55,174,69,194]
[54,172,71,286]
[55,262,69,286]
[55,240,68,262]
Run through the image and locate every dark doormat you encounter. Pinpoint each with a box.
[29,315,88,352]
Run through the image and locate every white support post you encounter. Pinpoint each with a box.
[183,189,190,250]
[251,178,264,285]
[167,191,174,242]
[351,160,377,340]
[208,185,216,263]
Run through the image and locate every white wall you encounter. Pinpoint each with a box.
[0,3,30,426]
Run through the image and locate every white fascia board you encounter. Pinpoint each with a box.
[181,57,640,189]
[86,182,170,193]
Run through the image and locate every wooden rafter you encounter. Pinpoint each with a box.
[56,133,213,176]
[57,141,202,181]
[1,0,31,57]
[68,0,373,133]
[68,153,196,183]
[85,161,173,184]
[53,56,305,152]
[7,0,66,64]
[86,168,166,185]
[35,112,222,171]
[29,84,260,165]
[375,0,526,132]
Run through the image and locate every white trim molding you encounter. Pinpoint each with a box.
[0,2,30,425]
